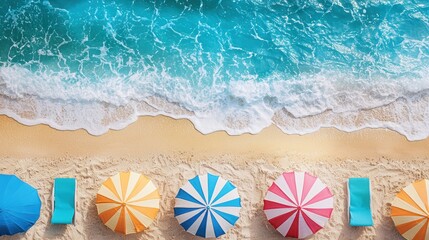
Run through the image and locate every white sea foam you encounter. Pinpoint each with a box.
[1,65,429,140]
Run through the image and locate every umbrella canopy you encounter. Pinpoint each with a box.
[0,174,41,236]
[263,172,334,239]
[96,172,160,235]
[391,179,429,240]
[174,173,241,238]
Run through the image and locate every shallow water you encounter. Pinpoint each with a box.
[1,0,429,139]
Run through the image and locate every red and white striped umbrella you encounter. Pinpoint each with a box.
[263,172,334,239]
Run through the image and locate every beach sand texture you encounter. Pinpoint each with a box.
[1,115,429,239]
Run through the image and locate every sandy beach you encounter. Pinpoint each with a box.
[1,114,429,239]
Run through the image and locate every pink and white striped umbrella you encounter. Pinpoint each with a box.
[263,172,334,239]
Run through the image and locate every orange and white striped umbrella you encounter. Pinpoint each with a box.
[391,179,429,240]
[95,172,160,235]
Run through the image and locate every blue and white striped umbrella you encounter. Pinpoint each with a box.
[174,173,241,238]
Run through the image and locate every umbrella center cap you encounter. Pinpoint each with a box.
[206,205,211,210]
[297,206,301,211]
[121,202,126,207]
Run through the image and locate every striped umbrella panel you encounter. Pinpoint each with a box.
[174,173,241,238]
[264,172,334,239]
[96,172,160,234]
[391,179,429,240]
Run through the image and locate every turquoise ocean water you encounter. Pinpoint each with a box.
[1,0,429,139]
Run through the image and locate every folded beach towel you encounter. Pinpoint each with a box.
[51,178,76,224]
[348,178,373,227]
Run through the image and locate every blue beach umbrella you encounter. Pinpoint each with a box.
[174,173,241,238]
[0,174,41,236]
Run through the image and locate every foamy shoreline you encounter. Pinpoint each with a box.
[0,86,429,141]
